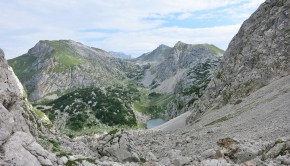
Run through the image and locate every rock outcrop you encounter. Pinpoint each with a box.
[0,49,58,166]
[187,0,290,123]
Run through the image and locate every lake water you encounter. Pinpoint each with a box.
[146,118,166,129]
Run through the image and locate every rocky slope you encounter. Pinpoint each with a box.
[187,0,290,123]
[8,40,141,101]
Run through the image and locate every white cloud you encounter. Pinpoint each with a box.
[0,0,264,59]
[84,24,241,56]
[242,0,265,9]
[177,13,192,20]
[193,0,265,21]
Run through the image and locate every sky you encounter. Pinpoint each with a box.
[0,0,265,59]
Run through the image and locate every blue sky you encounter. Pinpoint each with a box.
[0,0,264,59]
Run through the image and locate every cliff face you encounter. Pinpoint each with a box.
[187,0,290,123]
[0,49,58,166]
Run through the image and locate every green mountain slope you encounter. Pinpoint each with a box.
[8,40,142,101]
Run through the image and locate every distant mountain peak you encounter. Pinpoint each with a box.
[175,41,186,46]
[134,44,172,62]
[157,44,171,49]
[109,51,132,59]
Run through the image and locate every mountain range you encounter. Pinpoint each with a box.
[8,39,223,132]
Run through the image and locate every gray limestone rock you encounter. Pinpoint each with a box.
[172,156,190,166]
[0,49,58,166]
[3,131,57,166]
[263,142,286,160]
[28,42,54,58]
[58,156,68,165]
[200,159,231,166]
[96,131,140,163]
[201,149,216,159]
[159,157,171,166]
[146,151,158,162]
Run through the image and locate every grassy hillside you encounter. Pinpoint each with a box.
[204,44,225,55]
[8,54,38,81]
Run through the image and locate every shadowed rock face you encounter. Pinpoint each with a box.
[0,49,58,166]
[187,0,290,123]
